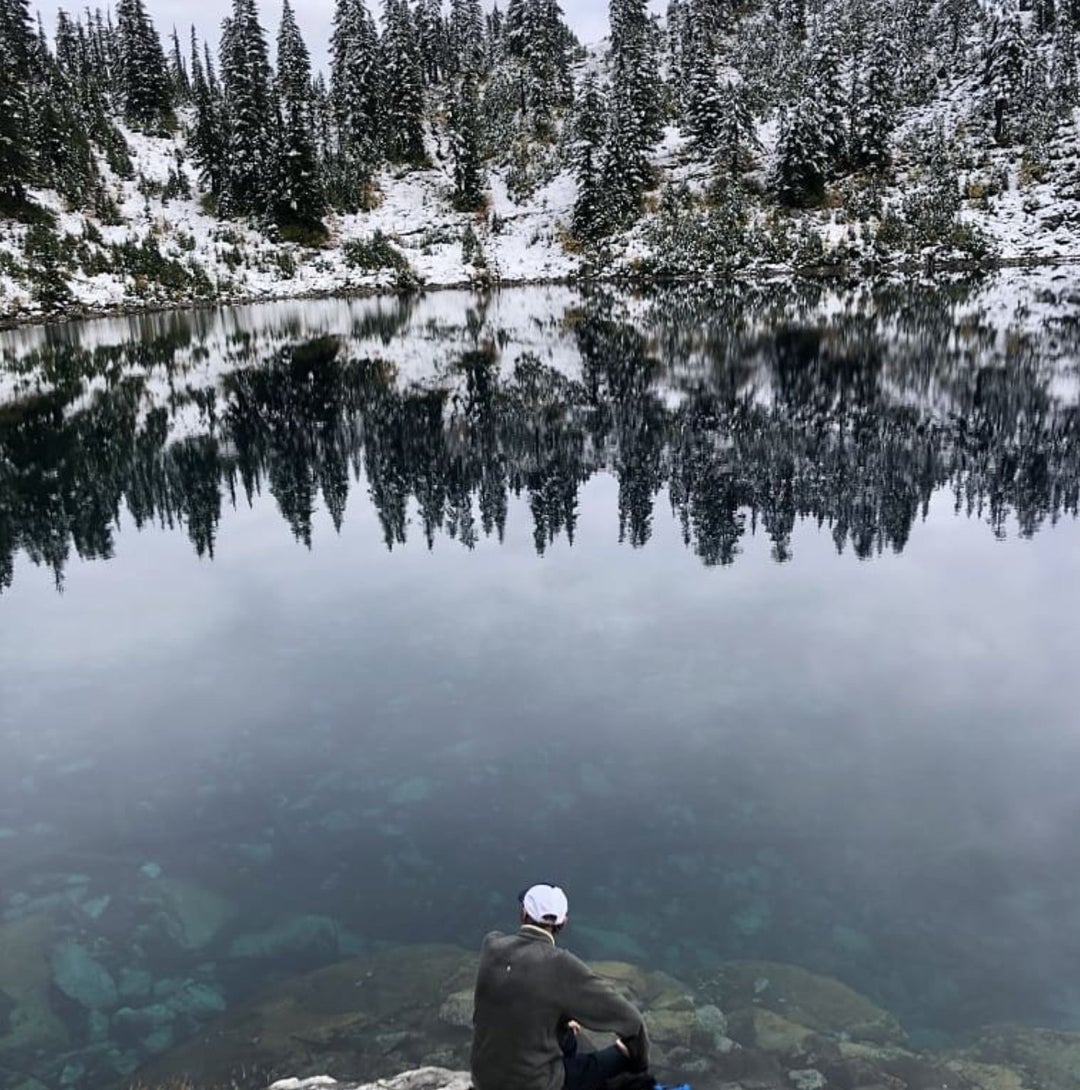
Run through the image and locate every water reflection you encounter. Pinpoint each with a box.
[2,281,1078,594]
[3,282,1080,1090]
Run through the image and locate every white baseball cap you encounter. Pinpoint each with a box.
[520,883,569,926]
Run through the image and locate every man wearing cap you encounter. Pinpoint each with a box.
[470,883,651,1090]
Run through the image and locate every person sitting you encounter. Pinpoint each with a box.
[470,882,651,1090]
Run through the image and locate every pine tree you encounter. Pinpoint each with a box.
[685,39,723,155]
[168,26,191,103]
[570,71,607,238]
[1050,14,1078,108]
[597,79,651,230]
[774,91,829,205]
[609,0,663,149]
[984,5,1031,143]
[450,67,484,207]
[190,29,226,200]
[416,0,445,84]
[115,0,173,130]
[330,0,382,208]
[449,0,485,74]
[274,0,325,228]
[810,30,847,171]
[0,0,38,207]
[504,0,573,134]
[717,77,760,174]
[381,0,427,163]
[219,0,276,218]
[852,23,895,171]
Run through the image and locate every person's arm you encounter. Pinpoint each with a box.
[557,953,650,1070]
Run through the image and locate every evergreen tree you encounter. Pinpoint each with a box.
[1050,14,1078,108]
[603,0,662,225]
[274,0,325,227]
[330,0,382,207]
[597,79,651,230]
[852,23,895,171]
[416,0,445,84]
[219,0,276,218]
[504,0,573,133]
[685,40,723,154]
[190,29,226,200]
[0,0,38,207]
[984,5,1031,143]
[810,30,847,170]
[570,71,607,238]
[115,0,173,130]
[717,77,760,174]
[168,26,191,102]
[381,0,427,163]
[774,92,829,205]
[449,0,486,74]
[450,67,484,207]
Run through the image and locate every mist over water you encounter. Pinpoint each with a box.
[2,279,1080,1087]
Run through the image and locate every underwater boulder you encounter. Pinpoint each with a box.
[706,960,905,1045]
[437,990,473,1028]
[955,1025,1080,1090]
[143,877,239,950]
[228,913,342,960]
[50,942,118,1010]
[0,916,69,1059]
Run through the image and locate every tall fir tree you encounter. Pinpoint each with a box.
[274,0,325,227]
[570,71,608,238]
[852,22,896,171]
[219,0,276,218]
[1050,12,1079,107]
[168,26,191,103]
[717,77,760,174]
[416,0,445,84]
[449,0,486,74]
[504,0,573,133]
[450,67,484,207]
[381,0,427,163]
[115,0,173,130]
[189,29,226,200]
[0,0,38,206]
[609,0,663,141]
[330,0,382,207]
[984,4,1031,143]
[774,90,829,205]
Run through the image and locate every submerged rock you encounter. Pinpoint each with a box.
[706,960,905,1045]
[0,916,69,1058]
[50,941,119,1010]
[144,876,238,950]
[229,914,342,960]
[955,1025,1080,1090]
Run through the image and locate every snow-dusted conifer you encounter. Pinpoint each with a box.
[774,92,829,205]
[168,26,191,102]
[330,0,382,207]
[570,70,608,238]
[115,0,173,130]
[852,23,895,172]
[984,4,1031,143]
[274,0,325,227]
[609,0,663,155]
[189,29,227,200]
[450,67,484,207]
[504,0,573,134]
[381,0,427,163]
[416,0,445,84]
[450,0,486,74]
[0,0,38,205]
[1050,14,1078,107]
[219,0,276,218]
[717,77,760,174]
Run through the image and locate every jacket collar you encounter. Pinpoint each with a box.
[519,923,556,945]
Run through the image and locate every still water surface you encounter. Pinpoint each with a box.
[2,280,1080,1086]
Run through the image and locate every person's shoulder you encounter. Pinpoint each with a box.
[480,929,509,948]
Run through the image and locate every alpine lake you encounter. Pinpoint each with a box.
[2,276,1080,1090]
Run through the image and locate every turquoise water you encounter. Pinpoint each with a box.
[2,280,1080,1087]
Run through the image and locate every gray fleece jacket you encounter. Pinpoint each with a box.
[470,925,650,1090]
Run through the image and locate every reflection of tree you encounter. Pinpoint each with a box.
[1,286,1079,591]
